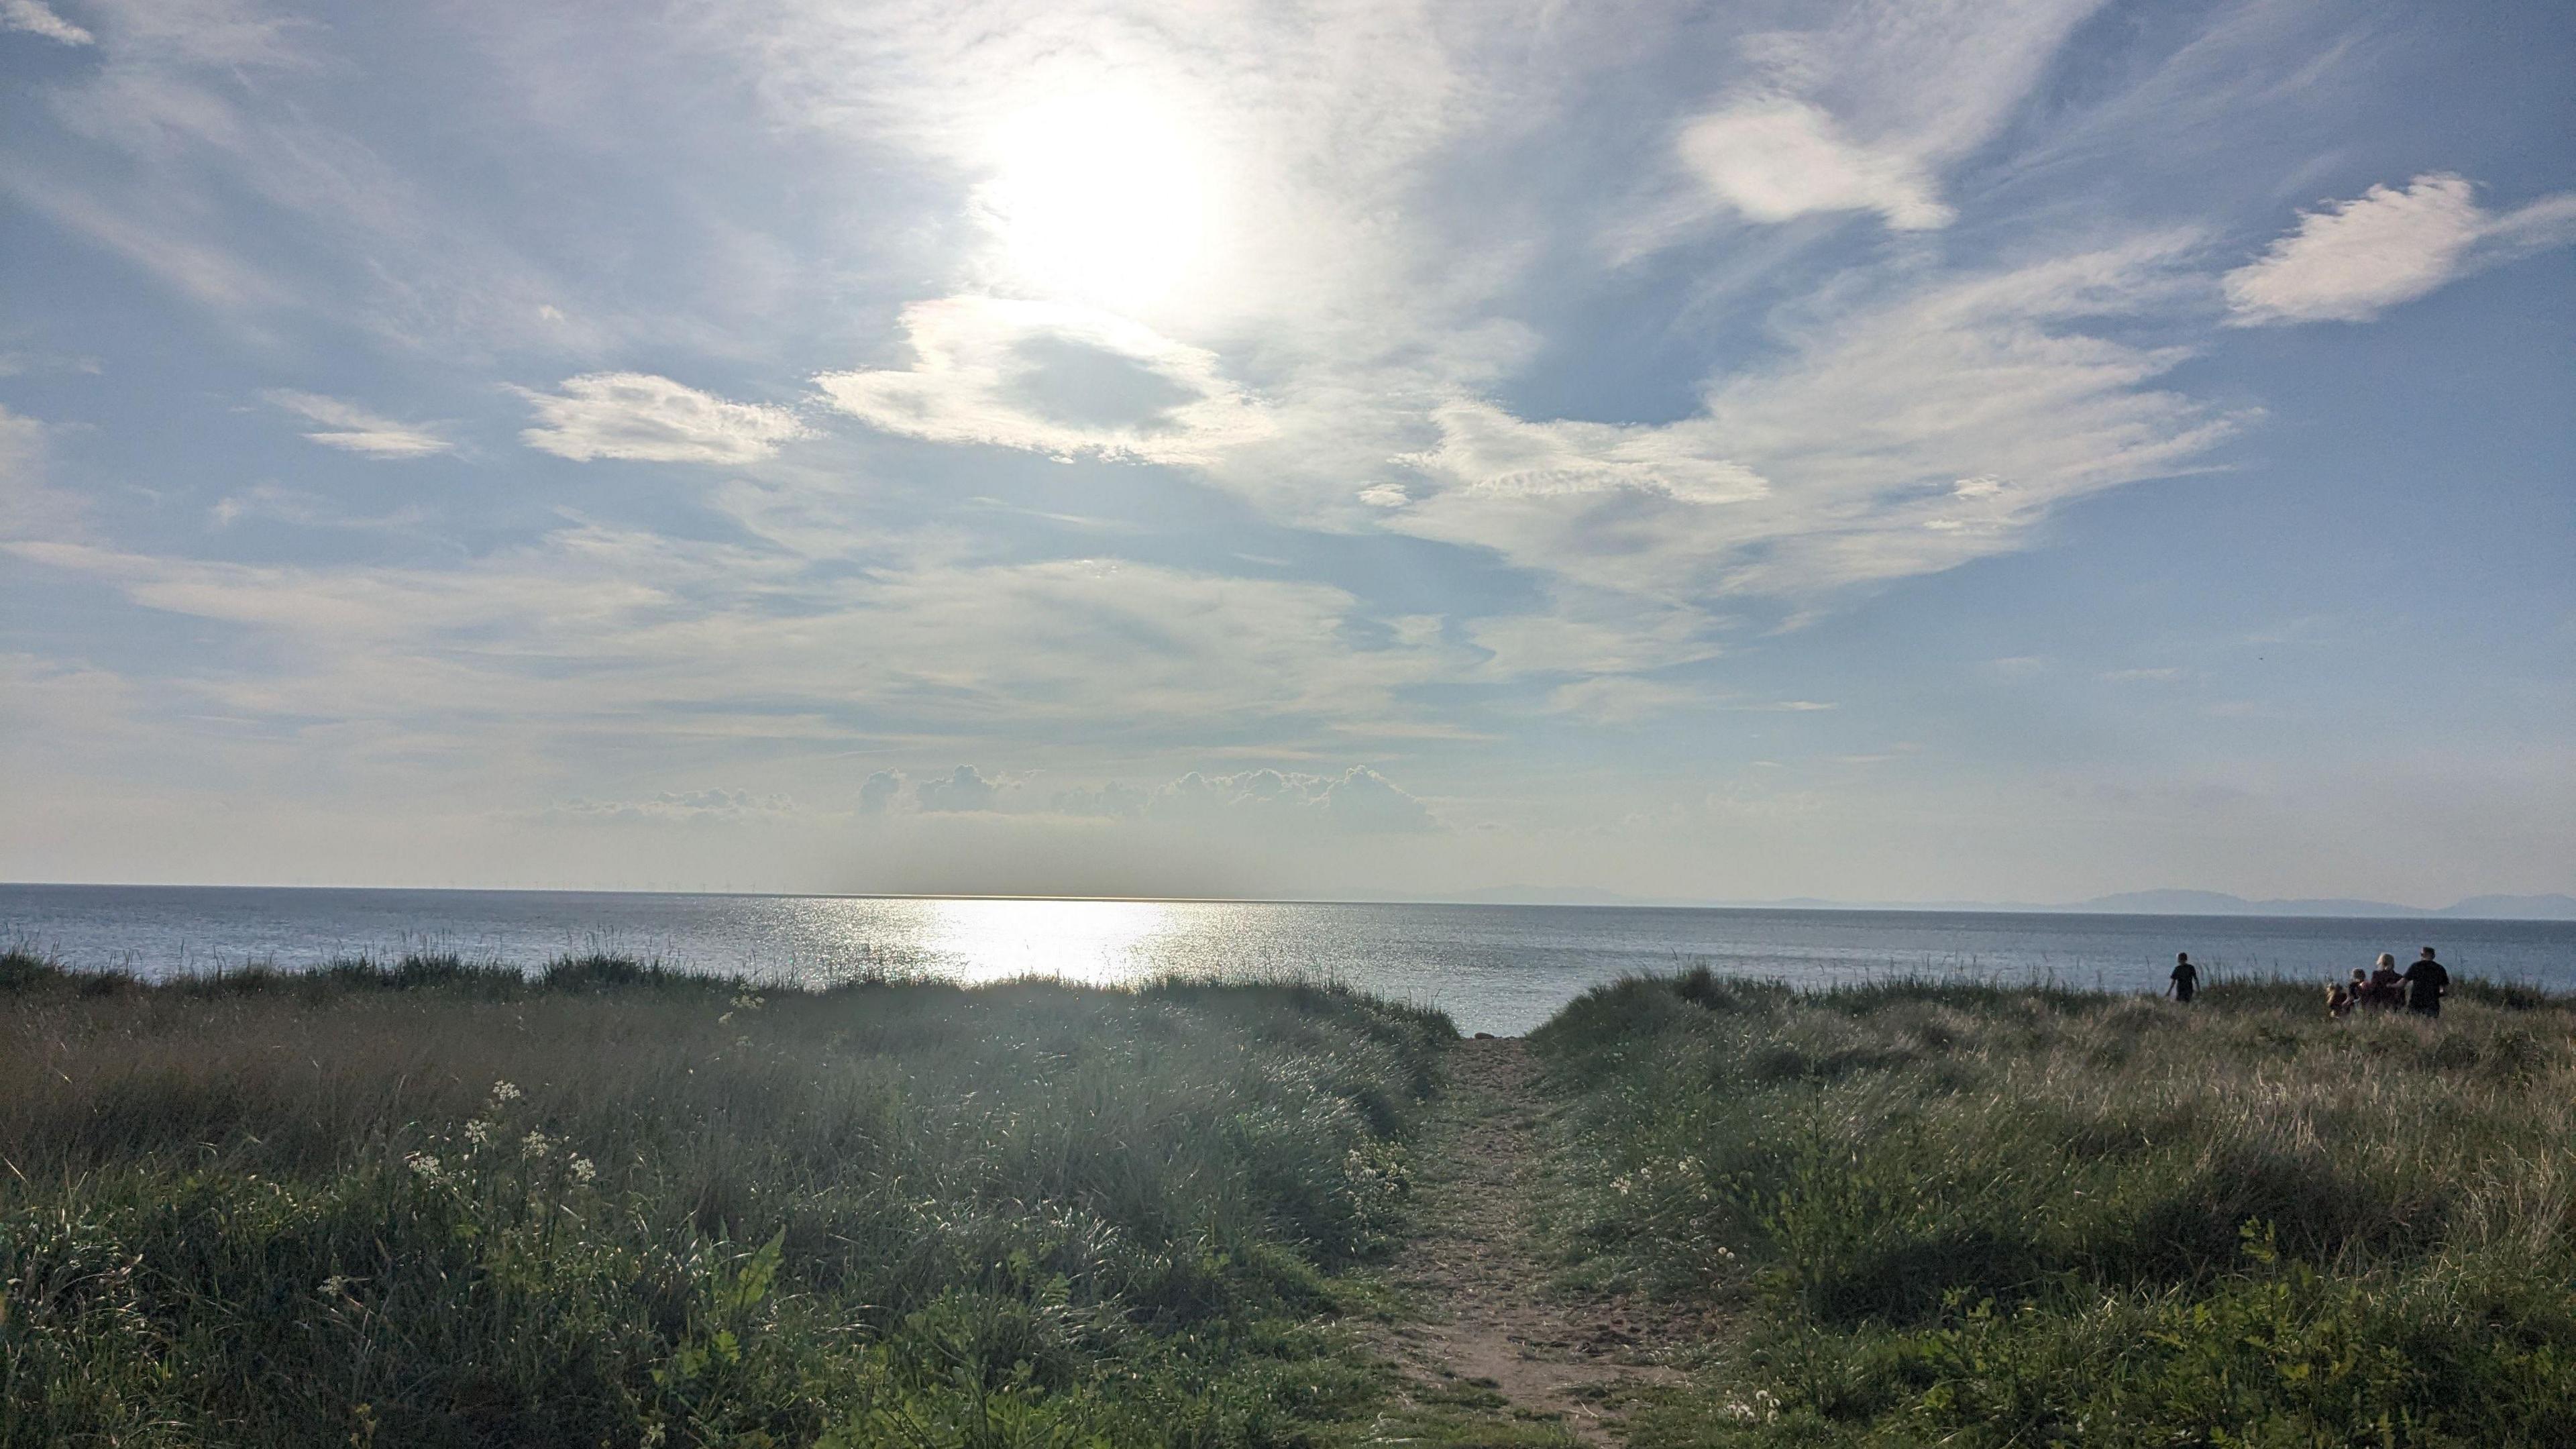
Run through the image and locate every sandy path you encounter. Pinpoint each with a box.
[1376,1036,1694,1444]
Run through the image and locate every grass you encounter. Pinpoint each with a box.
[1529,969,2576,1448]
[0,948,1455,1448]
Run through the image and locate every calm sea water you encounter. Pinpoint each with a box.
[7,884,2571,1037]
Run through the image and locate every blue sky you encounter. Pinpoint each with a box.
[3,0,2570,904]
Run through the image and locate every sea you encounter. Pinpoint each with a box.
[7,883,2573,1038]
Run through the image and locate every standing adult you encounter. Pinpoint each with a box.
[2168,951,2199,1004]
[2402,947,2450,1018]
[2367,953,2404,1008]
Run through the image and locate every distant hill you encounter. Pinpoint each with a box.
[2441,894,2576,920]
[2074,890,2415,916]
[2071,890,2576,920]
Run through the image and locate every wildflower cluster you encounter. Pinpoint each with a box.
[1342,1139,1412,1237]
[1721,1388,1780,1423]
[409,1080,598,1200]
[1607,1154,1709,1200]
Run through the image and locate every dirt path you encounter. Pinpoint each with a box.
[1375,1036,1695,1444]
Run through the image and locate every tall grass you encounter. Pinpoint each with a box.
[1531,969,2576,1446]
[0,949,1452,1447]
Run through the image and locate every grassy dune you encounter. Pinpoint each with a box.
[1532,971,2576,1446]
[0,951,1450,1448]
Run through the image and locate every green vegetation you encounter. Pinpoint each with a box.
[1532,970,2576,1447]
[19,943,2572,1447]
[0,949,1454,1448]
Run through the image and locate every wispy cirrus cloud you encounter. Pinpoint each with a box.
[1622,0,2107,250]
[0,524,1462,744]
[518,373,809,464]
[2222,173,2576,325]
[3,0,92,46]
[264,390,450,458]
[1389,235,2243,610]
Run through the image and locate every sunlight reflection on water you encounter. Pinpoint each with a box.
[10,885,2575,1038]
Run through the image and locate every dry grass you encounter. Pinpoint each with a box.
[1532,973,2576,1446]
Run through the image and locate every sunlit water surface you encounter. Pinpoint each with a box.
[7,884,2573,1036]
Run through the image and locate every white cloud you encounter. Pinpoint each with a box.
[857,769,904,814]
[1391,236,2240,606]
[1,526,1461,746]
[1546,675,1701,724]
[1633,0,2106,246]
[814,297,1273,465]
[209,482,429,532]
[915,763,1009,812]
[1468,608,1720,678]
[1677,100,1947,230]
[548,789,794,822]
[519,373,809,464]
[264,390,450,458]
[2223,173,2576,325]
[3,0,91,45]
[1401,398,1768,504]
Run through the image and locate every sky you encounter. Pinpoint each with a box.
[3,0,2571,906]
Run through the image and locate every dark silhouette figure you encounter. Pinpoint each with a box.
[2168,951,2198,1003]
[2402,947,2450,1018]
[2326,979,2354,1018]
[2367,953,2404,1009]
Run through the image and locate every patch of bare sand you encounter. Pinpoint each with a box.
[1371,1036,1708,1444]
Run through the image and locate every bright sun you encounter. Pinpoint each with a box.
[977,89,1219,313]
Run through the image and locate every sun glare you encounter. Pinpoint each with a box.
[977,89,1219,312]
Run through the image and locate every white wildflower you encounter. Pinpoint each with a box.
[1721,1389,1780,1423]
[405,1152,443,1181]
[521,1130,551,1159]
[464,1118,494,1146]
[318,1274,355,1298]
[490,1081,522,1104]
[569,1155,597,1184]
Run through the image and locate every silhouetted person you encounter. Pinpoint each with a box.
[2167,951,2198,1004]
[2326,979,2353,1018]
[2402,947,2449,1018]
[2367,953,2404,1009]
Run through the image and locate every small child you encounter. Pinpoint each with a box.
[2326,980,2353,1018]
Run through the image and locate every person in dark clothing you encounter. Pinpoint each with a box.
[2402,947,2450,1018]
[2168,952,2199,1003]
[2367,953,2404,1008]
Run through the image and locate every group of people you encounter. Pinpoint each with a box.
[2328,947,2450,1018]
[2163,946,2452,1018]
